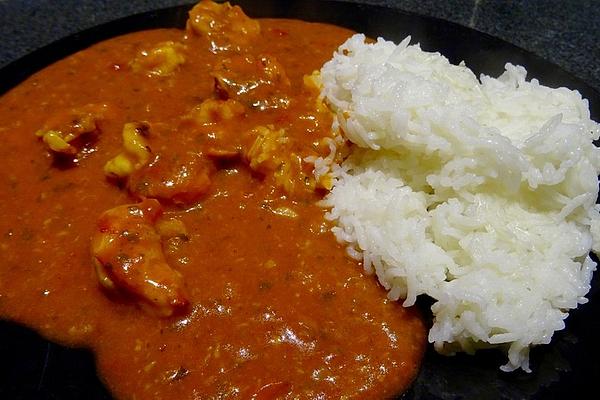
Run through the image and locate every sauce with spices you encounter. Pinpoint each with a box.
[0,1,426,398]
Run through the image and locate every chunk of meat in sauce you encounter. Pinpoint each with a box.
[91,199,188,317]
[213,54,291,110]
[184,98,246,158]
[104,121,152,178]
[106,121,214,205]
[245,125,317,195]
[186,0,260,52]
[35,103,110,156]
[130,41,186,77]
[128,151,214,205]
[187,98,245,126]
[245,125,289,174]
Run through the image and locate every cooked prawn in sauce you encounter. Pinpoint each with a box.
[0,1,426,398]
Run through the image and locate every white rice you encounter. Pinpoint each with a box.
[317,33,600,372]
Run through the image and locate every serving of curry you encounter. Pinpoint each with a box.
[0,1,426,398]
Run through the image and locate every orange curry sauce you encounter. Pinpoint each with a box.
[0,1,426,398]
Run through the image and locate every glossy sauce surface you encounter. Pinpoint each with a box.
[0,2,426,399]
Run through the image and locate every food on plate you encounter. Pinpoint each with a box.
[35,103,111,156]
[0,1,427,399]
[91,199,189,317]
[317,33,600,372]
[130,41,187,77]
[1,0,597,396]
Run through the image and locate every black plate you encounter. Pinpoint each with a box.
[1,1,599,399]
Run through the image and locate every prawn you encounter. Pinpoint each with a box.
[91,199,189,317]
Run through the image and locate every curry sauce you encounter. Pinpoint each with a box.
[0,1,426,398]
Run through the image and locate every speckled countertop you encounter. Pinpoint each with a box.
[0,0,598,94]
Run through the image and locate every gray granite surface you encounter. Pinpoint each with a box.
[0,0,598,93]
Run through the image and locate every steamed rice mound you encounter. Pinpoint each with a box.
[318,34,600,372]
